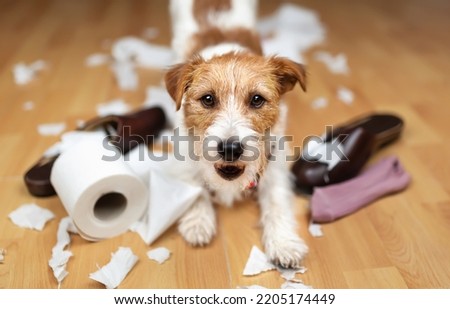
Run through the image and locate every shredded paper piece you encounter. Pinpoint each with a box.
[96,99,130,117]
[111,61,138,91]
[242,246,311,288]
[238,285,268,289]
[258,4,325,62]
[112,36,173,69]
[337,86,354,105]
[303,137,345,171]
[85,53,110,67]
[243,246,276,276]
[37,122,66,136]
[12,60,47,85]
[0,248,5,263]
[314,51,349,74]
[109,36,174,90]
[9,203,55,231]
[48,217,78,286]
[278,266,307,281]
[311,97,328,110]
[281,281,313,289]
[22,101,35,111]
[308,221,324,237]
[89,247,139,289]
[147,247,171,264]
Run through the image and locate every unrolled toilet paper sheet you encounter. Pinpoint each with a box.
[129,169,202,245]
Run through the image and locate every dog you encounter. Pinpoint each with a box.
[164,0,308,268]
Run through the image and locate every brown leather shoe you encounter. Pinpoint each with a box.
[291,113,404,193]
[24,106,166,197]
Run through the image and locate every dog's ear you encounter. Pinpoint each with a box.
[165,57,203,110]
[164,62,191,110]
[269,57,307,94]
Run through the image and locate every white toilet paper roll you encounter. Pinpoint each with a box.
[50,134,148,241]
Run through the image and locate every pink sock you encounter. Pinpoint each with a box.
[311,156,411,222]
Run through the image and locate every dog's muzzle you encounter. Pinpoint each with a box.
[214,138,245,180]
[214,163,245,180]
[217,138,243,162]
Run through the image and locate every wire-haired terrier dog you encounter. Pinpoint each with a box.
[165,0,308,267]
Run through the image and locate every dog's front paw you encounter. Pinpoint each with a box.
[264,234,308,268]
[178,204,216,246]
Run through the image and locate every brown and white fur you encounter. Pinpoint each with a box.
[165,0,308,267]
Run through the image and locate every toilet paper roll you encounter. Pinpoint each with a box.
[50,133,148,241]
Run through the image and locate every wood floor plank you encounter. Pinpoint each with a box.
[344,267,408,289]
[1,0,450,289]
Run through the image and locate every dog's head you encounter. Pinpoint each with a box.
[165,52,306,192]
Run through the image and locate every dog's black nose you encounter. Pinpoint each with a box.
[218,139,244,162]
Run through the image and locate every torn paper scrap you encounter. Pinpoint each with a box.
[278,266,307,281]
[96,98,130,117]
[22,101,35,111]
[237,285,268,289]
[130,169,202,244]
[37,122,66,136]
[261,37,304,64]
[112,36,174,69]
[243,246,276,276]
[0,248,5,263]
[85,53,111,67]
[314,51,349,75]
[337,86,354,105]
[89,247,138,289]
[258,4,325,61]
[143,86,176,126]
[111,61,138,91]
[308,221,324,237]
[311,97,328,110]
[9,203,55,231]
[12,60,47,85]
[281,281,313,289]
[303,138,344,171]
[147,247,171,264]
[48,217,78,286]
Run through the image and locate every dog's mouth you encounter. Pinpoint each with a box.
[214,163,245,181]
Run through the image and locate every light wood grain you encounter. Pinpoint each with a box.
[1,0,450,288]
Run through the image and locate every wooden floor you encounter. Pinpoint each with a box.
[1,0,449,289]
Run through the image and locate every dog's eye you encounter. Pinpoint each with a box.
[200,94,215,108]
[250,95,266,108]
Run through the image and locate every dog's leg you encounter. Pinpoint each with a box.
[178,190,217,246]
[258,160,308,268]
